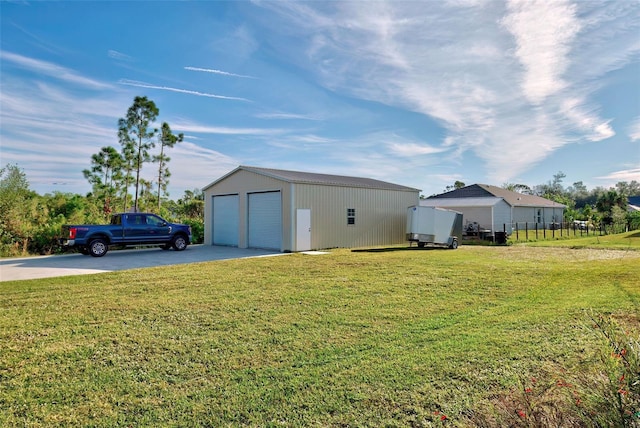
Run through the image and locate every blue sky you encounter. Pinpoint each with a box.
[1,0,639,199]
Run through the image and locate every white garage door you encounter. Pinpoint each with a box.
[248,191,282,250]
[212,194,239,246]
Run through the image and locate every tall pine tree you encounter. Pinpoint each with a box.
[154,122,183,210]
[117,96,159,212]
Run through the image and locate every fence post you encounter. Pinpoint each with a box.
[526,222,529,240]
[516,223,519,241]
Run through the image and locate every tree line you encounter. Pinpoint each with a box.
[504,171,639,229]
[0,163,204,257]
[0,96,204,257]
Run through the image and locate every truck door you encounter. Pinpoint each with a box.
[123,214,149,243]
[145,214,172,242]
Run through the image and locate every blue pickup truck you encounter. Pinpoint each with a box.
[60,213,192,257]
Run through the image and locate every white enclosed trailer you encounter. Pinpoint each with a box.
[406,206,463,249]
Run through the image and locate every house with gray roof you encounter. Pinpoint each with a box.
[202,166,420,251]
[420,184,566,236]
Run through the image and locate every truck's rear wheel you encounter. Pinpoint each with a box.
[171,235,188,251]
[88,238,108,257]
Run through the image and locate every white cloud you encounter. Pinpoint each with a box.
[293,135,336,144]
[169,119,286,136]
[596,168,640,183]
[0,50,112,90]
[386,142,448,157]
[209,24,260,60]
[629,117,640,142]
[108,50,133,61]
[255,0,639,184]
[501,0,581,104]
[559,97,615,142]
[1,80,122,151]
[0,72,126,194]
[168,142,239,192]
[255,112,322,121]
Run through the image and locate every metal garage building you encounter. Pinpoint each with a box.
[202,166,420,252]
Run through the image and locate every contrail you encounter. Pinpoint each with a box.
[184,66,257,79]
[118,79,251,101]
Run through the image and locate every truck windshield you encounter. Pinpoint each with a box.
[110,215,122,225]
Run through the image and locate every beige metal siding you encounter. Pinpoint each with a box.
[292,183,418,249]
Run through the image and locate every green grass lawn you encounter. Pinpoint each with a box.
[514,229,640,250]
[1,236,639,427]
[509,228,640,249]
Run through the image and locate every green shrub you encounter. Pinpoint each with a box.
[183,218,204,244]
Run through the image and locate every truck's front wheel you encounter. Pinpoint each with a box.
[88,238,108,257]
[171,235,188,251]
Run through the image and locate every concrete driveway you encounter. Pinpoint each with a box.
[0,245,285,282]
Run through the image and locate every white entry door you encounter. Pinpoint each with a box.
[296,209,311,251]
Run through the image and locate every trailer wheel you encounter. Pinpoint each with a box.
[417,242,426,248]
[88,238,108,257]
[449,239,458,250]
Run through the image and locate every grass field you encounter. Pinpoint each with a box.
[1,233,639,426]
[513,229,640,250]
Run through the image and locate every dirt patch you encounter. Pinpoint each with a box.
[503,245,640,262]
[611,312,640,330]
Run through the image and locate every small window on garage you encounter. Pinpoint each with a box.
[347,208,356,225]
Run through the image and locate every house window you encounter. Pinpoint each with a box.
[347,208,356,225]
[536,209,542,224]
